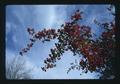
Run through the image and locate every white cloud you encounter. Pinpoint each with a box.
[33,5,68,30]
[12,35,17,43]
[34,5,56,29]
[52,5,68,28]
[11,5,28,27]
[6,22,12,34]
[6,20,18,43]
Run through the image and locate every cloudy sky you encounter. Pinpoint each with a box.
[5,5,115,79]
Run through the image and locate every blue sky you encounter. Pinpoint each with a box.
[6,5,115,79]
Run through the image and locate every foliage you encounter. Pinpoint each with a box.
[19,6,115,79]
